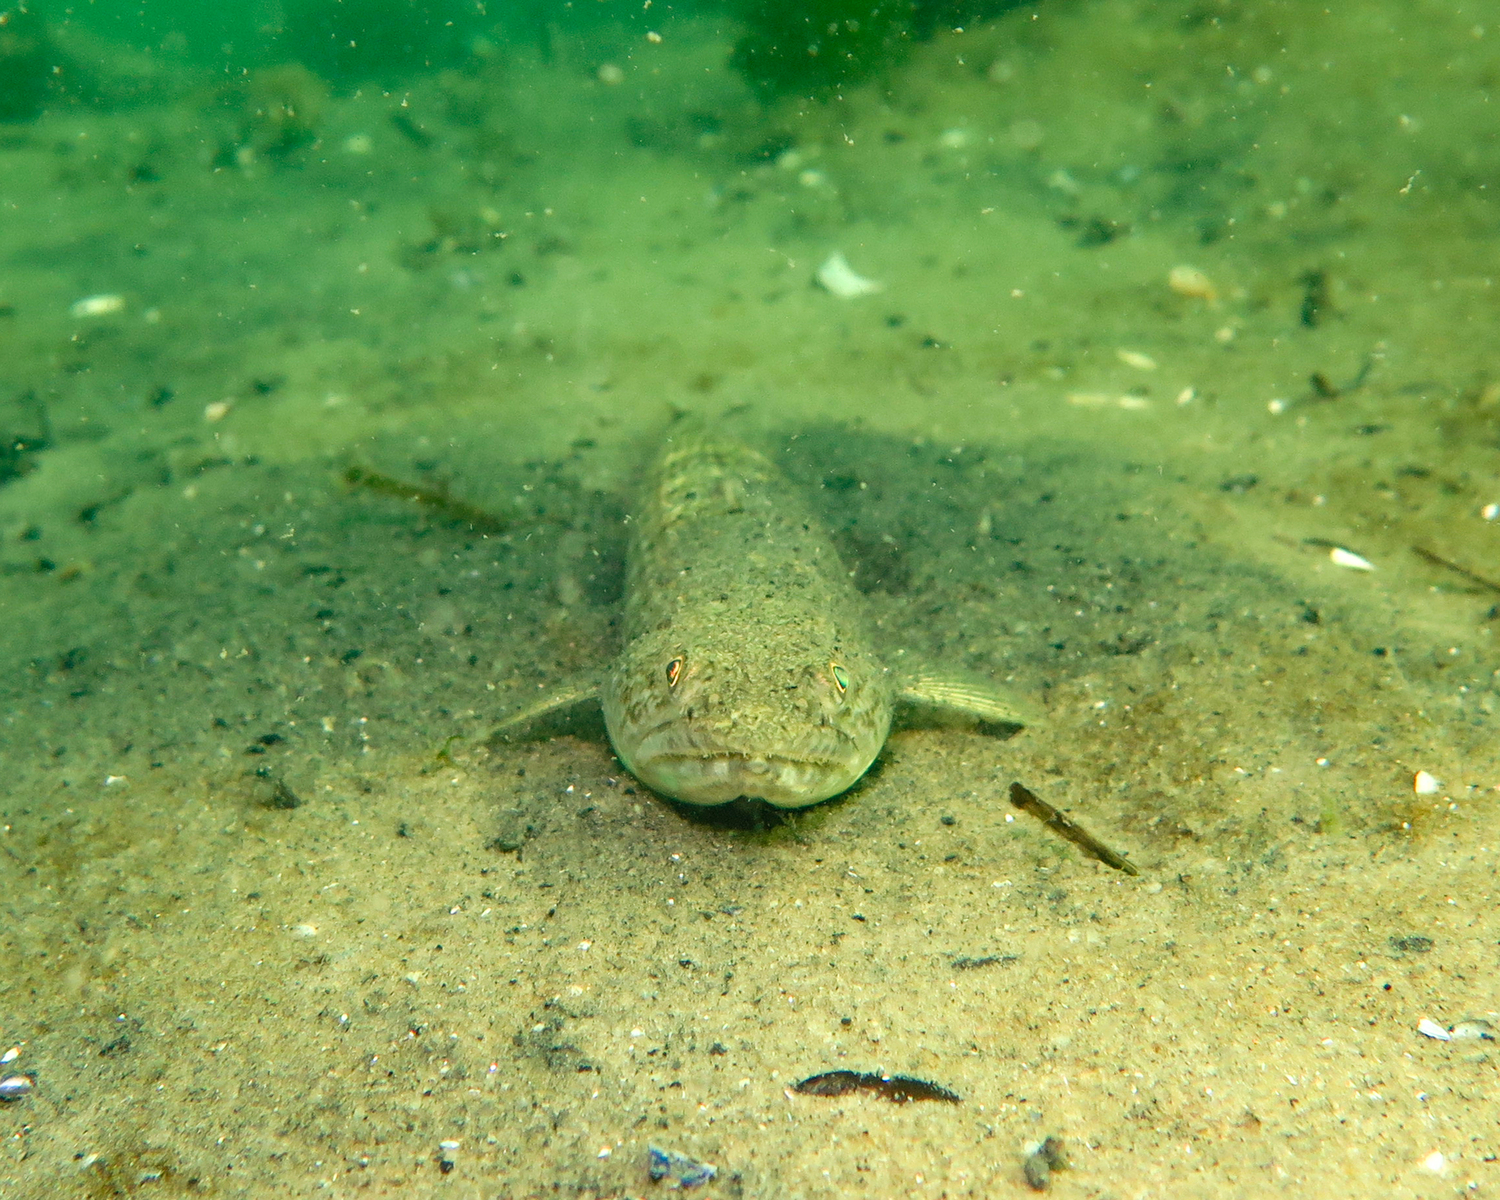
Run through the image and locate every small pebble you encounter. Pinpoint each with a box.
[1414,770,1440,795]
[1023,1136,1068,1191]
[1329,546,1374,571]
[647,1146,716,1189]
[1023,1153,1051,1191]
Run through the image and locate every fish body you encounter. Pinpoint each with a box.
[497,427,1036,808]
[602,434,891,806]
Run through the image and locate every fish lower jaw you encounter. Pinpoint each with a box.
[627,750,862,808]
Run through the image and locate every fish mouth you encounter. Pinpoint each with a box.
[625,749,866,808]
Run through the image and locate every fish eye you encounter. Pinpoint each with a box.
[666,657,684,688]
[830,663,849,695]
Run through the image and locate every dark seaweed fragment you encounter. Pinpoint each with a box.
[1299,269,1330,327]
[0,390,50,486]
[256,774,302,810]
[343,465,509,534]
[1389,934,1433,954]
[793,1069,864,1097]
[793,1070,960,1103]
[952,954,1017,971]
[1009,782,1138,875]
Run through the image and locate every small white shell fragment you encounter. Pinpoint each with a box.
[1414,770,1441,795]
[815,253,883,299]
[1417,1018,1451,1041]
[439,1140,460,1151]
[0,1074,34,1101]
[291,923,318,938]
[1116,348,1157,370]
[1176,387,1196,405]
[0,1048,18,1065]
[1267,398,1287,414]
[70,293,125,318]
[1329,546,1374,571]
[1482,503,1499,521]
[1067,392,1150,411]
[1421,1151,1447,1174]
[1168,264,1219,301]
[204,400,233,422]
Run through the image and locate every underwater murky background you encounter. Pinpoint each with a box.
[1,1,1498,1195]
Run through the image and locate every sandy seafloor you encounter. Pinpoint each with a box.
[2,1,1499,1196]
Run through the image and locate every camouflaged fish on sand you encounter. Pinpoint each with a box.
[496,430,1035,808]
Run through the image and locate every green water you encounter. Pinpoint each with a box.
[1,2,1498,1196]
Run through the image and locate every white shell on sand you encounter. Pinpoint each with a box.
[69,293,124,317]
[815,252,883,298]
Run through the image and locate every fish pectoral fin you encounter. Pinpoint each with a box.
[894,670,1040,733]
[491,678,606,744]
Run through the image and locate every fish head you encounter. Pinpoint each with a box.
[603,629,892,808]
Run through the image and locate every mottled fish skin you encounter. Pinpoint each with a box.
[601,433,892,807]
